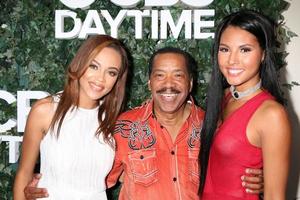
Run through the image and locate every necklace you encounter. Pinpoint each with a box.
[230,80,262,100]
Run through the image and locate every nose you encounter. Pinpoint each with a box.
[228,50,239,65]
[164,74,176,88]
[95,69,105,83]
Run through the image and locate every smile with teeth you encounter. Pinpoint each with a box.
[160,93,178,97]
[158,93,179,101]
[228,68,244,76]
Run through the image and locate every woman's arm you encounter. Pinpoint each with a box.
[13,98,53,200]
[259,101,291,200]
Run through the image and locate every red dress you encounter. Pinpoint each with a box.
[202,91,274,200]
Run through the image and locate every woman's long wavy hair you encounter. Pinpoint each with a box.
[50,35,128,146]
[199,10,284,194]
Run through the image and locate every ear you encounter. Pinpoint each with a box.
[261,50,265,62]
[148,80,151,91]
[189,78,193,93]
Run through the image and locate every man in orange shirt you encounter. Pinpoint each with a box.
[24,47,263,200]
[106,47,204,199]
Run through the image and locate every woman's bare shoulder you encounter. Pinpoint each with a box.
[255,99,290,137]
[28,96,57,125]
[258,99,288,120]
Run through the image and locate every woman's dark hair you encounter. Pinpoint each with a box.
[199,10,284,194]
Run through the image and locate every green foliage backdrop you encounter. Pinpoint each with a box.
[0,0,293,199]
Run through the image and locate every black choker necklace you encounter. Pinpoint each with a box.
[230,80,262,100]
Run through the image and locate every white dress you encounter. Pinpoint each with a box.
[38,98,115,200]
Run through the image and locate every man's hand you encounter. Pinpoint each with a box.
[241,168,264,194]
[24,174,49,200]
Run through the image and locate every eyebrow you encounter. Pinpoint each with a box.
[219,43,255,48]
[239,44,255,48]
[91,59,101,66]
[152,68,186,73]
[219,43,228,47]
[91,59,120,71]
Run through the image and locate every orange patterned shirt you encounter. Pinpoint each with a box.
[107,99,204,200]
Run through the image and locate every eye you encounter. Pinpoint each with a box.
[89,64,98,70]
[108,70,118,77]
[155,73,163,77]
[240,47,251,53]
[174,73,184,78]
[153,72,165,80]
[219,47,228,53]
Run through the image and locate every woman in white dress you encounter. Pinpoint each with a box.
[13,35,129,200]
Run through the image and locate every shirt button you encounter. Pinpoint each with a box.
[160,125,164,129]
[140,155,144,159]
[171,151,175,155]
[173,177,177,182]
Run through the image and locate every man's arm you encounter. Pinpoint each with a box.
[241,168,264,194]
[106,135,124,188]
[23,174,48,200]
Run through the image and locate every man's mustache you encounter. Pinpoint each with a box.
[156,87,180,94]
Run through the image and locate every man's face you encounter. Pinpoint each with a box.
[148,52,193,115]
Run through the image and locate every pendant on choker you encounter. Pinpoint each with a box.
[229,80,262,100]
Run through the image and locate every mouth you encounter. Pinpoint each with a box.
[227,68,244,76]
[89,82,104,92]
[157,87,180,101]
[160,93,178,97]
[158,93,179,102]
